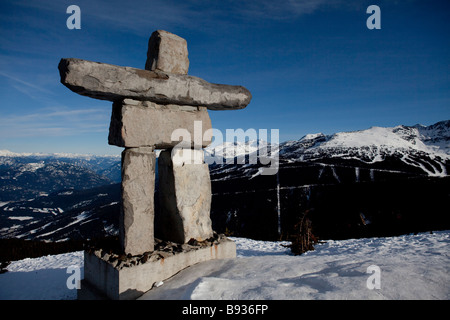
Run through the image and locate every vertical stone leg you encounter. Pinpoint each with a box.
[121,147,156,255]
[158,148,213,244]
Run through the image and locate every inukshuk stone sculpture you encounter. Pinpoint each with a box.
[58,30,251,257]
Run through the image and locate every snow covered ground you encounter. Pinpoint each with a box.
[0,231,449,300]
[0,251,84,300]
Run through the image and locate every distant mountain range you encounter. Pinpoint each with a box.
[0,153,121,242]
[207,120,450,177]
[279,120,449,175]
[1,120,449,242]
[209,120,450,240]
[0,152,120,202]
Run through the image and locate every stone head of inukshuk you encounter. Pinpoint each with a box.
[58,30,252,255]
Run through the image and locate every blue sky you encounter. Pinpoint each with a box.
[0,0,449,155]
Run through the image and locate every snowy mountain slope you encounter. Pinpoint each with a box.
[0,152,122,241]
[279,120,450,176]
[204,140,273,163]
[288,120,449,156]
[1,231,448,300]
[0,184,120,241]
[206,120,449,178]
[414,120,450,154]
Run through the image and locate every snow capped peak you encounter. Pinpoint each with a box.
[205,139,271,159]
[0,150,31,157]
[300,133,326,141]
[323,126,413,149]
[281,121,449,158]
[317,122,449,157]
[278,120,449,176]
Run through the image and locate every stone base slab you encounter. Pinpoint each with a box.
[78,237,236,300]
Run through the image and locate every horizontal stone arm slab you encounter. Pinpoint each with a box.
[58,58,251,110]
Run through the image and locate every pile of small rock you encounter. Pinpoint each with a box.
[86,232,228,270]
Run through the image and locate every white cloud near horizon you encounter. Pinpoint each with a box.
[0,107,109,138]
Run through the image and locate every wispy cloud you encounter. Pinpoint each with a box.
[0,107,109,138]
[233,0,333,20]
[0,71,54,95]
[11,0,201,35]
[9,0,346,36]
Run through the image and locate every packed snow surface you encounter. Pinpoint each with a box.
[142,232,449,300]
[0,251,84,300]
[0,231,449,300]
